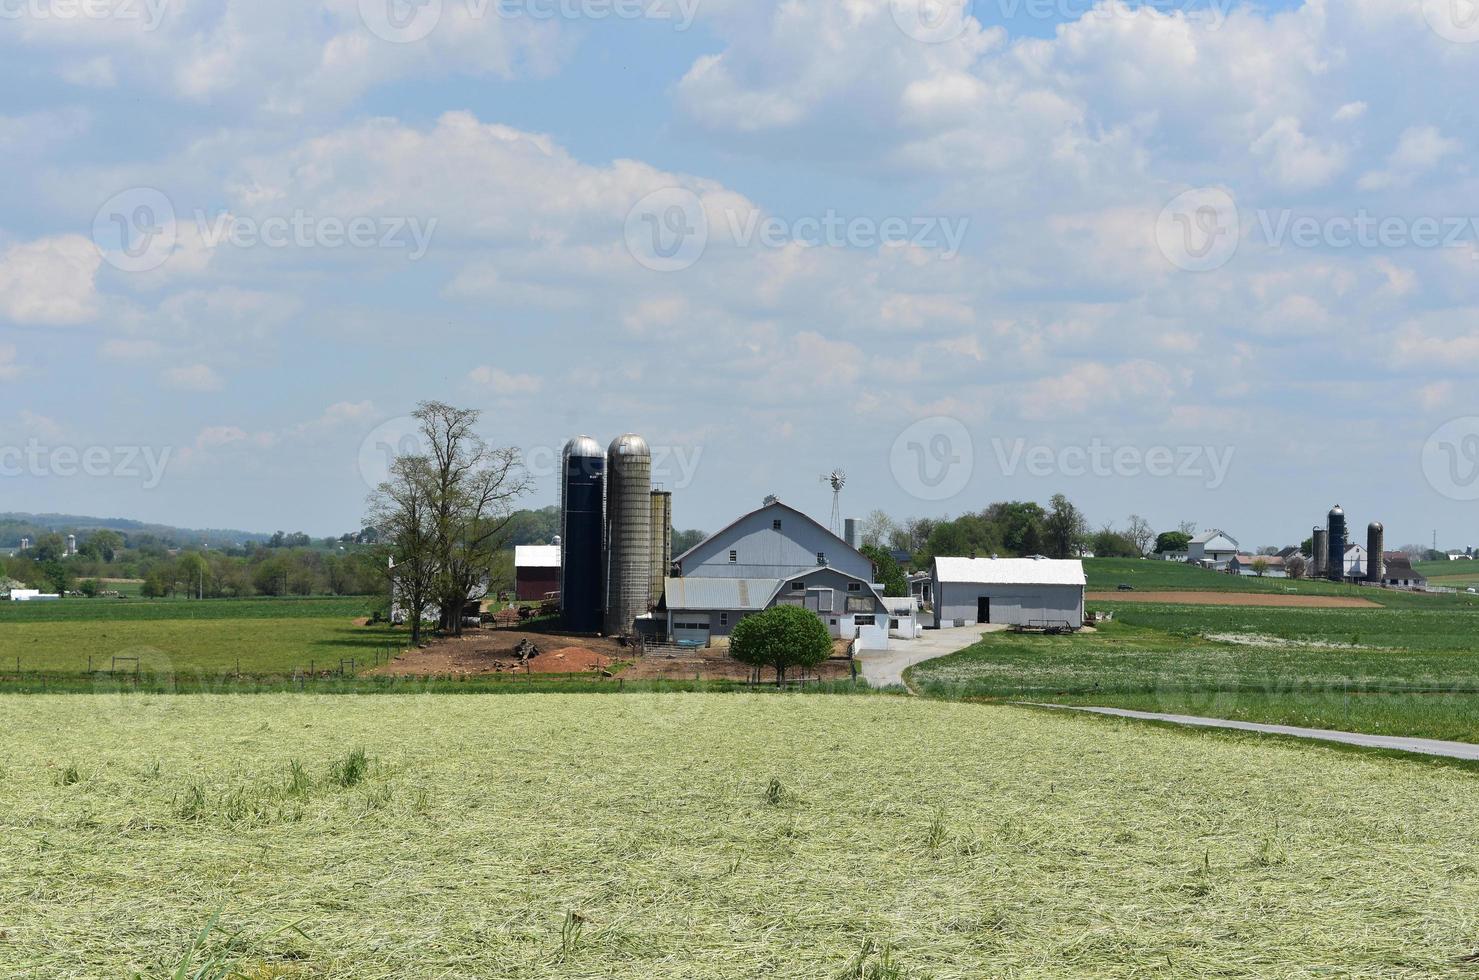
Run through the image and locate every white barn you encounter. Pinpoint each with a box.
[1187,530,1239,568]
[931,557,1086,630]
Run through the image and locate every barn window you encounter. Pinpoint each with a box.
[816,552,826,565]
[728,550,737,563]
[890,618,900,629]
[790,580,805,591]
[855,615,876,626]
[773,519,782,530]
[847,583,861,592]
[720,612,728,626]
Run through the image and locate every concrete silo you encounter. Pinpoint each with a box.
[1312,526,1328,578]
[649,489,672,610]
[1367,522,1385,583]
[560,436,606,633]
[604,434,652,635]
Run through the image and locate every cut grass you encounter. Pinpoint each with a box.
[4,694,1479,977]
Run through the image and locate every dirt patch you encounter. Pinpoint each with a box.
[1086,591,1381,609]
[369,628,629,677]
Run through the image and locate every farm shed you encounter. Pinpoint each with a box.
[661,566,893,650]
[931,557,1085,630]
[514,545,561,601]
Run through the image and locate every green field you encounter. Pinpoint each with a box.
[0,597,397,679]
[3,694,1479,979]
[1082,557,1467,604]
[909,594,1479,742]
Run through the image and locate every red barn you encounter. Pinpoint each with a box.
[515,545,561,601]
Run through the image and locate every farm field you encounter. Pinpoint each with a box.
[1081,558,1474,607]
[0,597,398,679]
[4,694,1479,979]
[908,602,1479,742]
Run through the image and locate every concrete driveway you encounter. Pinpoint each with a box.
[855,623,1004,689]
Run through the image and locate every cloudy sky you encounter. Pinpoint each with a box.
[2,0,1477,549]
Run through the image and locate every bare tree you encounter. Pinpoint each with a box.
[369,454,439,646]
[1177,520,1198,537]
[1126,514,1154,557]
[1251,556,1270,577]
[860,509,898,550]
[415,401,532,636]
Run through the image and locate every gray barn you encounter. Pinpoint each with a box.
[673,499,874,582]
[931,557,1085,629]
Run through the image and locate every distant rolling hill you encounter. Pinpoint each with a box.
[0,513,272,550]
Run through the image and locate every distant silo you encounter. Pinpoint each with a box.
[1327,505,1347,581]
[844,518,860,550]
[1367,522,1385,583]
[605,434,652,635]
[1312,526,1328,578]
[649,489,672,608]
[560,436,606,634]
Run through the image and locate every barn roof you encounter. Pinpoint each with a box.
[933,557,1086,587]
[514,545,561,568]
[663,577,779,611]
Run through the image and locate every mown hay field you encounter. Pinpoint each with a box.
[2,694,1478,978]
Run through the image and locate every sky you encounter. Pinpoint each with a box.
[2,0,1478,552]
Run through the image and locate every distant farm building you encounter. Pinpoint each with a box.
[1187,530,1239,569]
[931,557,1086,630]
[514,544,561,601]
[1228,554,1287,578]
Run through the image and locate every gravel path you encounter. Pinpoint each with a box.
[855,624,1005,689]
[1022,703,1479,761]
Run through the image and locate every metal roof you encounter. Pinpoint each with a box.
[1191,529,1238,546]
[933,557,1086,586]
[514,545,561,568]
[663,577,780,611]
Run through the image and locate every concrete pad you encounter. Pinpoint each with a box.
[856,623,1005,688]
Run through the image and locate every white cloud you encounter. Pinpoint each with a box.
[0,344,19,381]
[162,364,224,392]
[0,235,101,325]
[1359,125,1461,190]
[469,366,543,394]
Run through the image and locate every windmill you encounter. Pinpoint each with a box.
[820,469,846,537]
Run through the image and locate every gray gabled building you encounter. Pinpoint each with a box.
[661,497,892,649]
[931,556,1086,630]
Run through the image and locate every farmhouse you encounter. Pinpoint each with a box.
[514,544,560,601]
[661,497,892,649]
[1187,529,1239,568]
[930,556,1086,630]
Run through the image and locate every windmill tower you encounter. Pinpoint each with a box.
[820,470,846,537]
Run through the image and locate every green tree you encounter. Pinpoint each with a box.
[78,578,101,598]
[861,544,909,597]
[178,552,209,599]
[728,605,833,687]
[1155,531,1192,555]
[39,560,73,596]
[1044,494,1088,559]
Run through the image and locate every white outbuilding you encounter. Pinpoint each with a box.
[931,556,1086,630]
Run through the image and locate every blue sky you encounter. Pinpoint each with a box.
[2,0,1477,552]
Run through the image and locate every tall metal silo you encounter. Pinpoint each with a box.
[1327,505,1347,582]
[604,434,652,635]
[1367,522,1385,583]
[560,436,606,633]
[1312,526,1328,578]
[649,489,672,609]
